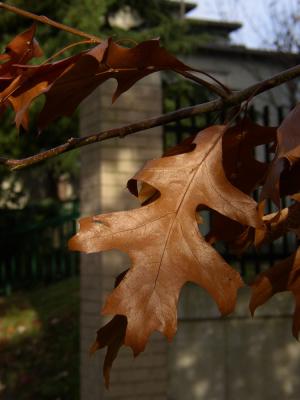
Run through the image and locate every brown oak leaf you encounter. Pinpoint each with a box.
[0,25,43,128]
[261,103,300,208]
[0,24,43,81]
[7,38,198,131]
[37,38,197,130]
[136,135,197,206]
[7,53,83,129]
[280,161,300,198]
[90,315,127,389]
[90,270,128,388]
[250,247,300,338]
[3,36,226,132]
[222,119,276,194]
[206,119,276,249]
[69,125,262,355]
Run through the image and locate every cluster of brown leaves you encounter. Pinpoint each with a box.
[69,103,300,387]
[0,25,201,132]
[3,25,300,389]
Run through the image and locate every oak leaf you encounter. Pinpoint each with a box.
[8,54,82,129]
[256,104,300,245]
[69,125,262,356]
[135,134,197,206]
[0,24,43,80]
[250,247,300,338]
[261,103,300,208]
[206,119,276,248]
[1,35,226,132]
[7,38,205,131]
[90,270,128,388]
[0,25,43,128]
[37,38,197,130]
[280,161,300,198]
[222,119,276,194]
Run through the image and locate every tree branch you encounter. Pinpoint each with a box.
[0,2,101,43]
[1,63,300,171]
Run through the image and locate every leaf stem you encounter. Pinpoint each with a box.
[41,40,94,64]
[175,70,230,98]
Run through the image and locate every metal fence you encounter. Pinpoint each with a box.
[163,85,297,280]
[0,202,79,295]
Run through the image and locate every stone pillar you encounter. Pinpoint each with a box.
[79,74,168,400]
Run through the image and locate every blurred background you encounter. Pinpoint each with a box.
[0,1,300,399]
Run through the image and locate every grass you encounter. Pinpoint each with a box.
[0,277,79,400]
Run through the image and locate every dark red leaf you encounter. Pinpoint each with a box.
[90,270,128,388]
[250,248,300,339]
[261,103,300,208]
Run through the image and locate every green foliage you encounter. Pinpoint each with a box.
[0,1,83,207]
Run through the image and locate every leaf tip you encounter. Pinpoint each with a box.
[292,315,300,341]
[89,340,99,355]
[249,302,256,318]
[292,330,299,341]
[104,369,111,390]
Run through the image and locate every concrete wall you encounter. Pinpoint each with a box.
[165,50,300,400]
[169,284,300,400]
[184,49,294,111]
[79,74,167,400]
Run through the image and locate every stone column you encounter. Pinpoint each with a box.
[79,74,168,400]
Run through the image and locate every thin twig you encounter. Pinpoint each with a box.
[193,68,232,95]
[1,63,300,171]
[41,39,93,64]
[175,70,229,98]
[0,2,101,42]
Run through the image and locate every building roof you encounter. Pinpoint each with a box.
[168,0,197,13]
[196,43,300,63]
[186,18,242,34]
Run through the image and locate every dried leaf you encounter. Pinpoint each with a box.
[37,38,196,130]
[1,36,224,132]
[280,160,300,197]
[261,103,300,207]
[9,81,48,129]
[90,270,128,388]
[250,247,300,338]
[207,119,276,248]
[7,38,200,131]
[222,119,276,193]
[90,315,127,389]
[5,54,82,129]
[6,24,42,61]
[0,25,43,124]
[0,25,43,80]
[69,125,262,355]
[255,203,300,247]
[138,135,196,206]
[37,41,109,130]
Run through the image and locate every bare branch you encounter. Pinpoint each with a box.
[0,2,101,43]
[1,63,300,171]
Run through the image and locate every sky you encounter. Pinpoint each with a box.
[186,0,299,50]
